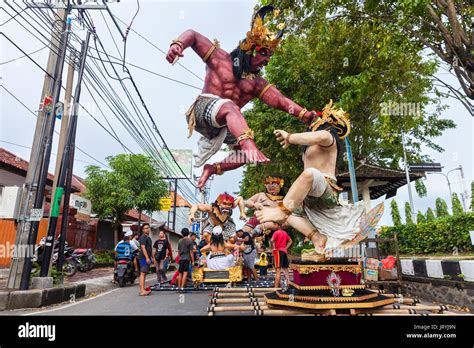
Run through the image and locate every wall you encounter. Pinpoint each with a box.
[401,277,474,311]
[0,218,48,267]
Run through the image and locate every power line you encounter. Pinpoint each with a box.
[4,3,200,204]
[0,44,49,65]
[113,14,204,82]
[0,84,110,169]
[80,12,199,202]
[0,139,99,166]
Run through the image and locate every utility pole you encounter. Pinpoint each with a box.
[21,9,73,289]
[8,1,112,290]
[401,130,416,221]
[172,178,178,231]
[55,31,91,278]
[7,7,68,290]
[45,49,76,278]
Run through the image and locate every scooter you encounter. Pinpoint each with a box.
[114,257,137,287]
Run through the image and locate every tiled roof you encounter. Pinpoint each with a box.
[337,162,425,200]
[0,147,82,192]
[0,147,54,182]
[169,191,192,208]
[123,209,159,224]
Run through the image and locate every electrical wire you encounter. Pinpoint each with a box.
[0,84,110,169]
[7,3,200,204]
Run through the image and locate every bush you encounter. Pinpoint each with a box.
[390,200,402,226]
[451,193,464,216]
[380,212,474,254]
[94,250,115,264]
[405,202,413,225]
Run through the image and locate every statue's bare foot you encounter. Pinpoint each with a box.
[240,139,270,163]
[310,231,327,254]
[255,206,288,224]
[197,164,214,189]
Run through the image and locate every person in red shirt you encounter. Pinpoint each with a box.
[271,228,292,288]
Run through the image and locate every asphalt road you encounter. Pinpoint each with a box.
[10,277,210,316]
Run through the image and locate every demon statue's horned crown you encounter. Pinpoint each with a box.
[310,100,351,139]
[239,5,285,55]
[216,193,235,206]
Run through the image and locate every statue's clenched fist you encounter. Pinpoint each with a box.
[166,44,184,64]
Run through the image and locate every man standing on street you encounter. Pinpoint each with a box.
[236,229,258,283]
[138,223,153,296]
[177,228,194,293]
[270,228,292,288]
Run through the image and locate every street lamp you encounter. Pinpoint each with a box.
[425,165,468,210]
[401,131,416,221]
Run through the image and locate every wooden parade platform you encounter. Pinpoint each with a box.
[207,287,468,316]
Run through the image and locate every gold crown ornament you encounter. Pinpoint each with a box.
[309,100,351,139]
[239,5,285,55]
[264,176,284,187]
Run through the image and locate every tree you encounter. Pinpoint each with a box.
[107,154,168,226]
[471,181,474,211]
[451,192,464,216]
[390,200,402,226]
[426,207,436,221]
[405,202,414,225]
[240,1,456,197]
[415,179,428,198]
[435,197,449,217]
[85,154,167,245]
[265,0,473,113]
[416,211,426,223]
[85,166,134,246]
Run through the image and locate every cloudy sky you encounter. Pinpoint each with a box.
[1,0,472,230]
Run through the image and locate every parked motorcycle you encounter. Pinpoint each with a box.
[32,238,77,277]
[114,258,137,287]
[72,248,96,272]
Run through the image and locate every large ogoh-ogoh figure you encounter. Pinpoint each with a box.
[188,193,246,242]
[256,101,368,254]
[166,6,319,189]
[236,175,285,236]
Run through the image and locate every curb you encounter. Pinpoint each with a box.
[0,284,87,310]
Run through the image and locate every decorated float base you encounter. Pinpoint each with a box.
[192,265,243,285]
[263,258,395,310]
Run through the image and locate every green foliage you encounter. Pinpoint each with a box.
[85,154,168,225]
[425,207,435,221]
[390,200,402,226]
[241,0,455,197]
[451,193,464,216]
[415,179,427,198]
[471,182,474,211]
[380,212,474,254]
[416,211,425,224]
[266,0,472,111]
[435,197,449,218]
[107,154,168,216]
[94,250,115,264]
[404,202,413,225]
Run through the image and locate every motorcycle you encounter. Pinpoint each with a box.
[72,248,96,272]
[114,257,137,287]
[32,238,77,277]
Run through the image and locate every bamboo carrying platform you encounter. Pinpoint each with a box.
[205,257,469,316]
[207,287,467,316]
[149,271,277,291]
